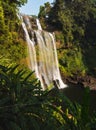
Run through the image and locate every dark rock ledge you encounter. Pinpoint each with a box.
[63,75,96,90]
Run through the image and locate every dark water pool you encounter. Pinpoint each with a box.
[61,83,96,111]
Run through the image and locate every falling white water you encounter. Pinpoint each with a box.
[21,19,39,79]
[49,33,67,89]
[22,16,67,90]
[36,19,42,31]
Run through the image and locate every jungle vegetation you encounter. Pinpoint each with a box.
[38,0,96,77]
[0,65,96,130]
[0,0,96,129]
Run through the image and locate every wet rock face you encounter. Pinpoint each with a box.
[82,76,96,90]
[64,75,96,90]
[23,15,38,30]
[21,15,67,90]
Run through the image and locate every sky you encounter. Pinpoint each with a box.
[20,0,53,16]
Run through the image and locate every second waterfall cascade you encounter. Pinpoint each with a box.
[22,15,67,90]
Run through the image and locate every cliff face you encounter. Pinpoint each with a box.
[21,15,67,90]
[64,75,96,90]
[19,16,96,90]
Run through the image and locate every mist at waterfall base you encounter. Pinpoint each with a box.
[21,15,67,90]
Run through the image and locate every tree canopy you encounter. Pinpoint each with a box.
[39,0,96,45]
[0,0,27,65]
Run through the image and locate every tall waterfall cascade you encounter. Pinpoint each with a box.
[22,15,67,90]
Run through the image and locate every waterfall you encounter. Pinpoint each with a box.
[36,18,42,31]
[22,15,67,90]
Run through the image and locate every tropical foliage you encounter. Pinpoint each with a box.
[38,2,51,29]
[0,65,96,130]
[0,0,27,66]
[0,0,96,129]
[39,0,96,45]
[38,0,96,77]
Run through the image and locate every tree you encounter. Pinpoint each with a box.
[38,2,51,18]
[38,5,45,18]
[48,0,96,44]
[1,0,27,30]
[0,1,5,34]
[0,0,28,65]
[48,0,65,29]
[38,2,51,29]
